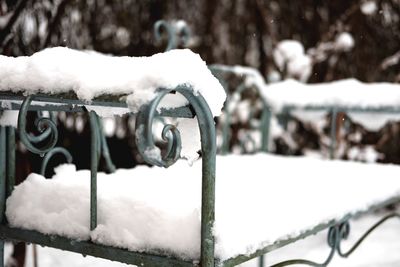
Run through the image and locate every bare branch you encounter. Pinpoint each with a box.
[0,0,30,47]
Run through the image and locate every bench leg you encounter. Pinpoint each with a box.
[0,127,6,267]
[258,255,264,267]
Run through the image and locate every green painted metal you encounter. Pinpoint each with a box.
[0,225,195,267]
[89,111,100,231]
[259,255,265,267]
[154,20,191,51]
[135,86,216,267]
[0,127,6,267]
[6,127,15,198]
[329,109,337,160]
[17,95,58,156]
[268,213,400,267]
[221,194,400,267]
[0,92,195,118]
[260,106,271,153]
[40,147,73,177]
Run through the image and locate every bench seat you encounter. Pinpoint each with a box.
[6,154,400,262]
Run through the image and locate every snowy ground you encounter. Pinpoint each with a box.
[4,209,400,267]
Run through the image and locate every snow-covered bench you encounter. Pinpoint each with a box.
[211,64,400,158]
[1,48,400,267]
[210,64,400,266]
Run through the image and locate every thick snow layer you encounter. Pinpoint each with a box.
[6,154,400,261]
[348,113,400,131]
[273,40,312,82]
[262,79,400,112]
[0,47,226,117]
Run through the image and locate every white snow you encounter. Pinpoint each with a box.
[361,1,378,15]
[6,154,400,261]
[261,79,400,112]
[335,32,355,52]
[176,117,201,164]
[348,112,400,131]
[0,47,226,117]
[0,110,19,127]
[273,40,312,82]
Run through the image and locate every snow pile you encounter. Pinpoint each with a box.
[262,79,400,112]
[273,40,312,82]
[7,154,400,260]
[0,47,226,117]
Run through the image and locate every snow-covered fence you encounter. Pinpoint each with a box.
[1,47,400,267]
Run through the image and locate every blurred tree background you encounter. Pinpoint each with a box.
[1,0,400,168]
[1,0,399,83]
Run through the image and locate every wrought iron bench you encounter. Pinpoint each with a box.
[2,58,400,267]
[1,22,400,267]
[209,63,400,267]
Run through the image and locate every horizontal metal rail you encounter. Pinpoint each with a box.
[283,105,400,114]
[221,195,400,267]
[0,92,195,118]
[0,225,195,267]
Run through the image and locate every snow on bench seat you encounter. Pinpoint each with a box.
[261,79,400,112]
[0,47,225,117]
[260,79,400,131]
[6,154,400,261]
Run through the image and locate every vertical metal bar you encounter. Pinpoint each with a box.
[221,112,231,154]
[89,112,100,230]
[0,127,6,267]
[279,107,290,131]
[6,127,15,198]
[258,254,265,267]
[260,106,271,153]
[192,98,216,267]
[330,109,337,160]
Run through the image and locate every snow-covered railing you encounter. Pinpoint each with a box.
[262,79,400,158]
[211,64,400,158]
[211,63,400,267]
[1,24,400,267]
[0,47,225,267]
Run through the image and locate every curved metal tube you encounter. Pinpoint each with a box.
[135,86,216,267]
[40,147,73,177]
[27,111,56,143]
[135,89,182,168]
[18,95,58,156]
[270,224,341,267]
[154,20,191,51]
[270,213,400,267]
[209,65,271,154]
[337,213,400,258]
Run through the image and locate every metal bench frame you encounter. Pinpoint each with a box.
[210,63,400,267]
[0,19,399,267]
